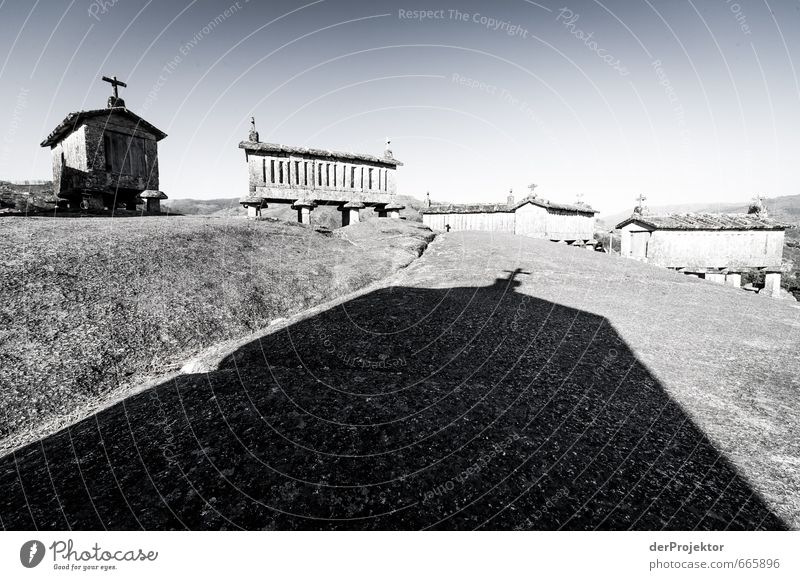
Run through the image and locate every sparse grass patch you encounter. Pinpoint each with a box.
[0,216,433,452]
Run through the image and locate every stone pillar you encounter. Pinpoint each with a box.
[764,272,782,298]
[292,199,316,224]
[80,193,104,211]
[725,273,742,288]
[384,202,405,219]
[706,273,726,284]
[240,196,265,219]
[338,201,364,227]
[140,190,167,214]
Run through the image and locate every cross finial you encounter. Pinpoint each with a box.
[102,75,127,99]
[248,116,259,142]
[633,193,648,216]
[528,183,538,197]
[748,194,767,216]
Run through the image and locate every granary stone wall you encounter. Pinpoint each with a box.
[647,229,785,269]
[544,209,596,241]
[84,115,160,193]
[240,142,397,203]
[51,125,88,194]
[49,112,160,199]
[422,211,515,232]
[423,200,596,242]
[245,151,397,204]
[619,223,785,270]
[513,202,548,238]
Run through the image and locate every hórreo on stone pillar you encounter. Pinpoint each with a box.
[240,195,266,218]
[725,273,742,288]
[292,199,316,224]
[384,201,405,219]
[764,271,782,298]
[338,201,364,227]
[139,190,167,213]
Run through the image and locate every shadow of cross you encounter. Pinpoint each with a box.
[503,268,531,284]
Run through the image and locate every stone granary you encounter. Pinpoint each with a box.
[420,190,598,244]
[40,75,168,212]
[615,199,787,297]
[239,119,404,225]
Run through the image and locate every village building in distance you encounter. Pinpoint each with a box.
[615,197,787,297]
[420,185,599,245]
[40,76,168,212]
[239,119,405,225]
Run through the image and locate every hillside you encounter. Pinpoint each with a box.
[0,217,434,454]
[159,197,242,216]
[0,231,797,530]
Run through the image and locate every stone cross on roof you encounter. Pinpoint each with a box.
[102,75,127,99]
[633,193,648,216]
[102,75,127,108]
[748,194,767,216]
[528,183,538,197]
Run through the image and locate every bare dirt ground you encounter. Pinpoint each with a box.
[0,231,797,530]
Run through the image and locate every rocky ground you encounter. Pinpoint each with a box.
[0,230,797,530]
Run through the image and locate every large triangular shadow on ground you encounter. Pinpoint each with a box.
[0,271,786,530]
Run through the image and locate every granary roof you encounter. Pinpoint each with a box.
[239,140,403,167]
[615,212,787,231]
[41,107,168,147]
[420,203,513,214]
[420,196,598,215]
[511,196,598,214]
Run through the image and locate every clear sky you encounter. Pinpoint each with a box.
[1,0,798,214]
